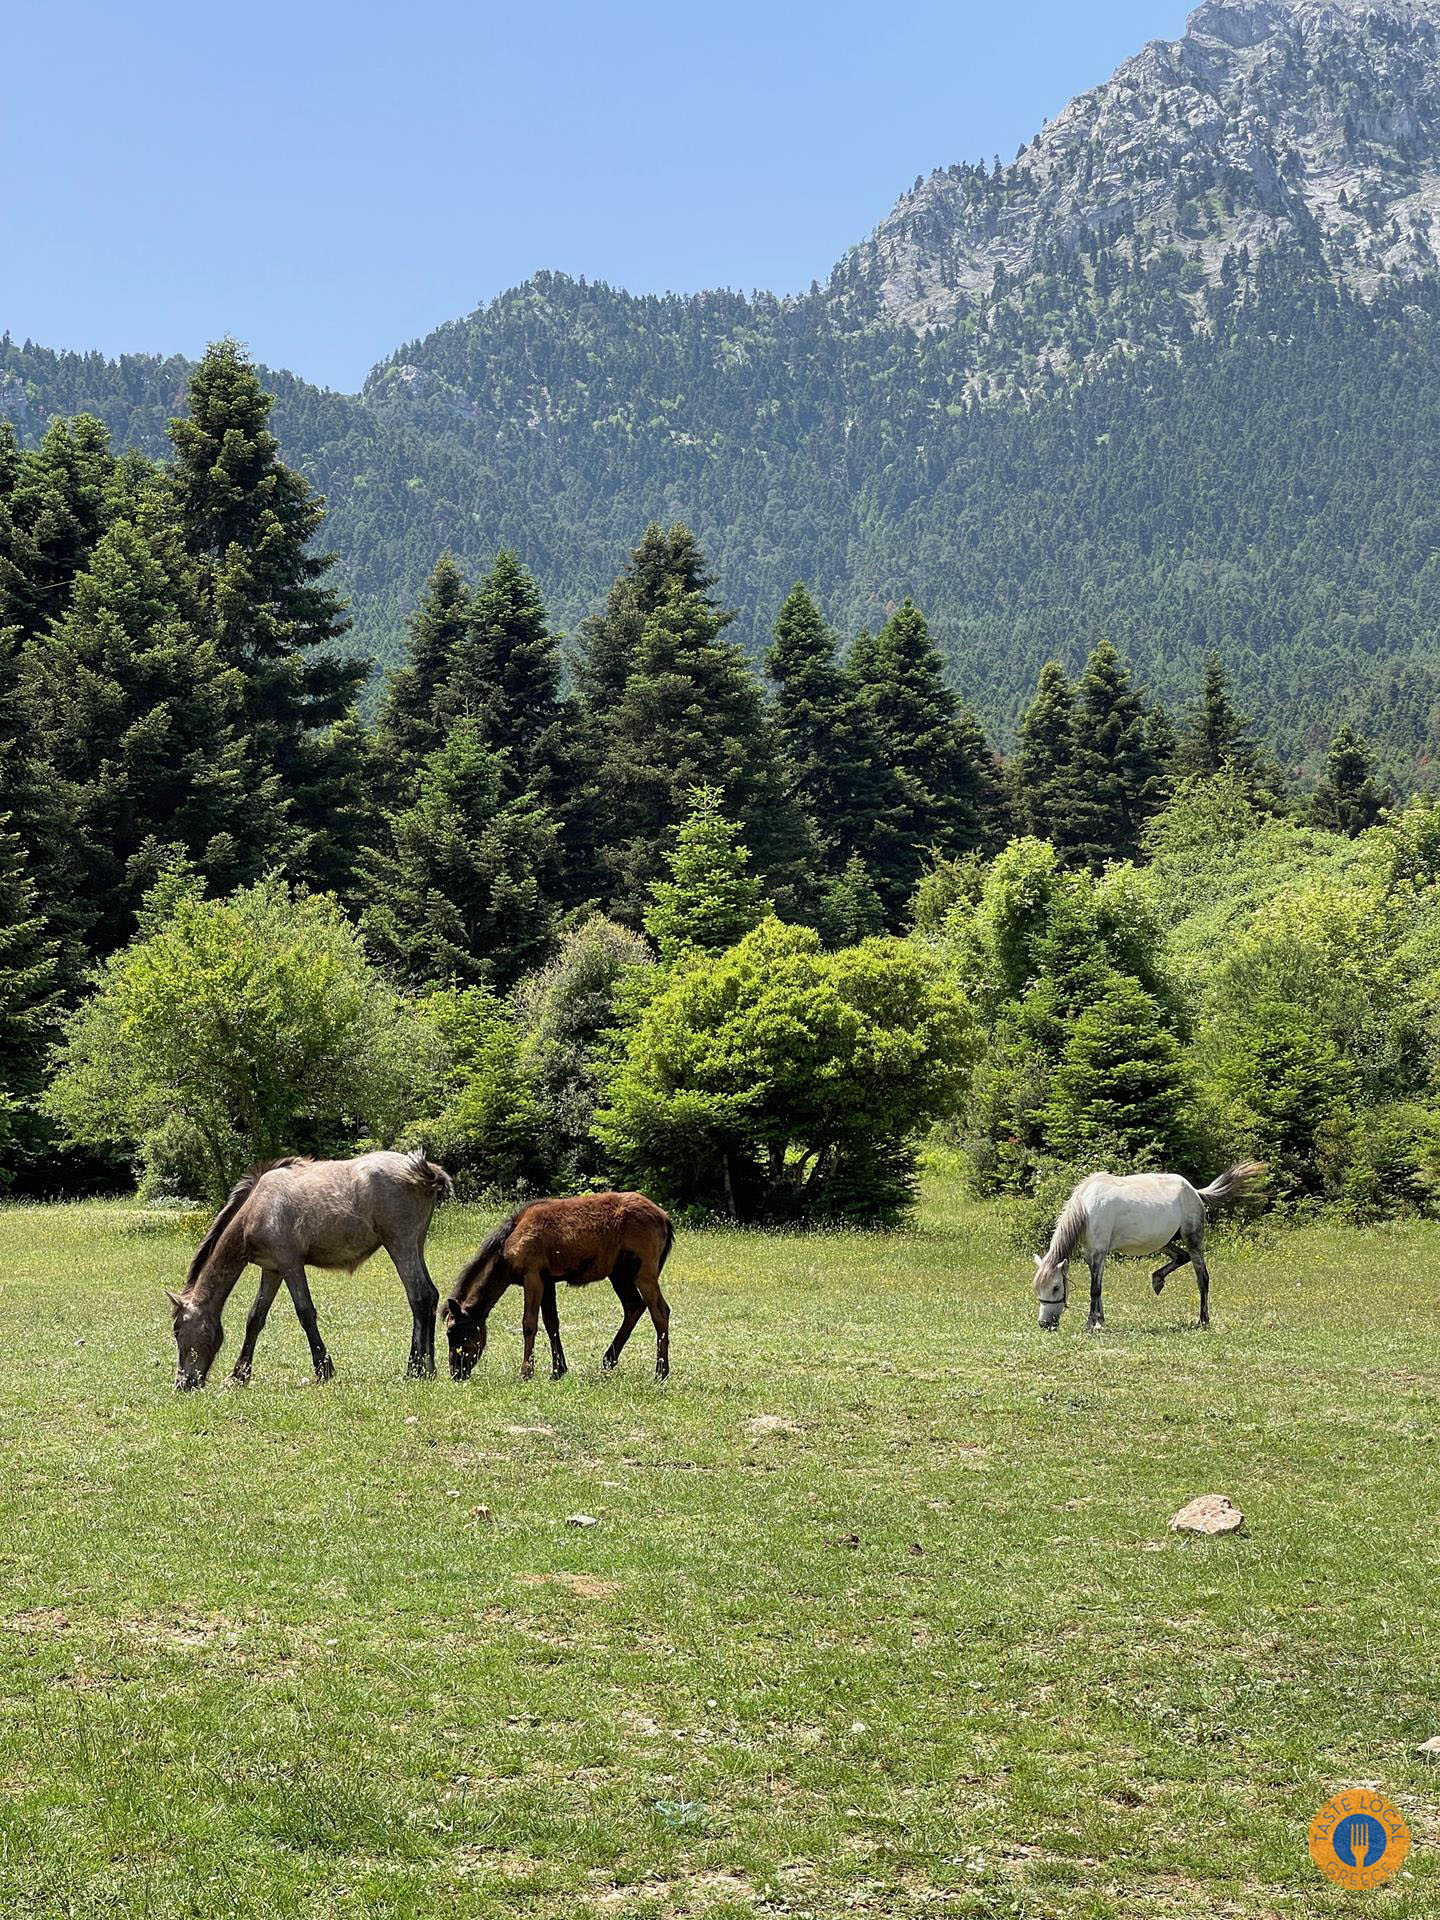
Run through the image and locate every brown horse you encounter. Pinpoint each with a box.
[167,1149,453,1389]
[443,1192,675,1382]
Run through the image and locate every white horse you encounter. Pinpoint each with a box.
[1033,1163,1266,1331]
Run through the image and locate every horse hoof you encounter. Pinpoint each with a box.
[1086,1319,1105,1334]
[1151,1273,1166,1294]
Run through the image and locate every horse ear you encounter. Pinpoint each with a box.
[1033,1253,1044,1269]
[165,1289,185,1313]
[440,1299,455,1326]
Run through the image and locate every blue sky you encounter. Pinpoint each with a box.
[4,1,1190,391]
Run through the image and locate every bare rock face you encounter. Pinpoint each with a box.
[833,0,1440,340]
[1169,1493,1247,1534]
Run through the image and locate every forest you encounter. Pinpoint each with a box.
[5,244,1440,784]
[3,345,1438,1226]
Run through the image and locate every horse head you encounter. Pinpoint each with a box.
[166,1288,224,1389]
[1034,1250,1068,1330]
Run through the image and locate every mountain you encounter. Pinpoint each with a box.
[5,0,1440,778]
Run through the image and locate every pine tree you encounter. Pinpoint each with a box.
[0,813,62,1184]
[1178,654,1260,780]
[1012,661,1081,850]
[1066,641,1171,869]
[0,416,119,641]
[643,785,771,960]
[377,553,472,778]
[169,341,365,886]
[765,583,901,883]
[848,599,999,916]
[1044,972,1192,1167]
[573,523,724,713]
[23,506,265,954]
[360,722,560,993]
[816,854,889,949]
[449,550,571,803]
[1311,723,1388,837]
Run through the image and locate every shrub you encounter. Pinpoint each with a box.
[408,987,551,1198]
[594,919,978,1224]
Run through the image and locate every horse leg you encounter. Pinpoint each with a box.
[1151,1242,1192,1295]
[386,1239,440,1379]
[229,1269,282,1384]
[519,1270,543,1380]
[633,1264,672,1380]
[283,1269,335,1383]
[603,1258,646,1372]
[1086,1252,1106,1332]
[1192,1246,1212,1330]
[541,1279,567,1380]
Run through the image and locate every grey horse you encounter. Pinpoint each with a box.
[166,1150,453,1389]
[1033,1162,1266,1332]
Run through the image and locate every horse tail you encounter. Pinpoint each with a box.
[406,1146,454,1204]
[657,1211,676,1275]
[1198,1161,1268,1209]
[184,1156,301,1289]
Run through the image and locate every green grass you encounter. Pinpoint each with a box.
[1,1167,1437,1918]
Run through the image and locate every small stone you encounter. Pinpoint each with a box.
[1169,1494,1245,1536]
[470,1504,492,1522]
[566,1513,600,1529]
[404,1415,418,1426]
[1417,1736,1440,1761]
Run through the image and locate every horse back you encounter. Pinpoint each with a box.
[507,1191,672,1286]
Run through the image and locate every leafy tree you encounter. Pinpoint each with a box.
[360,722,559,992]
[1209,996,1360,1203]
[377,552,472,778]
[1310,723,1388,837]
[168,341,365,886]
[513,915,655,1184]
[1044,972,1194,1167]
[408,987,550,1196]
[44,877,431,1201]
[595,918,978,1223]
[23,506,266,954]
[0,814,62,1184]
[643,785,771,961]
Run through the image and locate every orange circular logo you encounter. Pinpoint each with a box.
[1309,1789,1410,1890]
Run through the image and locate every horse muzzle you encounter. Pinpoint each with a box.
[1037,1301,1065,1331]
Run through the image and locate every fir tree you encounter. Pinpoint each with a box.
[848,599,999,917]
[169,341,365,886]
[1178,654,1260,780]
[377,553,472,778]
[449,550,570,803]
[1044,972,1192,1167]
[573,523,724,714]
[0,813,62,1183]
[360,722,560,993]
[643,785,771,960]
[23,506,264,954]
[1310,723,1388,837]
[766,584,874,865]
[1013,661,1080,850]
[817,854,889,949]
[1066,641,1171,869]
[0,415,118,642]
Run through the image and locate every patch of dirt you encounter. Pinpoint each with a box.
[516,1572,621,1598]
[8,1607,71,1634]
[746,1414,802,1437]
[506,1424,555,1437]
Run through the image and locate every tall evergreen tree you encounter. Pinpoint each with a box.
[377,553,472,777]
[766,583,889,879]
[848,599,1000,917]
[0,415,118,642]
[596,581,809,915]
[1013,661,1081,851]
[573,523,722,714]
[360,722,560,993]
[168,341,366,886]
[0,812,62,1183]
[449,550,571,804]
[643,785,771,961]
[1311,723,1389,837]
[1178,654,1260,780]
[23,506,264,954]
[1066,641,1171,869]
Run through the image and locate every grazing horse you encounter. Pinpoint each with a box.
[1033,1162,1266,1332]
[444,1192,675,1381]
[167,1149,453,1389]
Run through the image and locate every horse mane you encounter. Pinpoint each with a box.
[184,1156,308,1291]
[448,1206,527,1306]
[1045,1186,1091,1266]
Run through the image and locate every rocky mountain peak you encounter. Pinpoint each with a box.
[833,0,1440,333]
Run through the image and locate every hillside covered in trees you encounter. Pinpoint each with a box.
[6,0,1440,779]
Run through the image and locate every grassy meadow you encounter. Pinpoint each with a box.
[0,1164,1437,1918]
